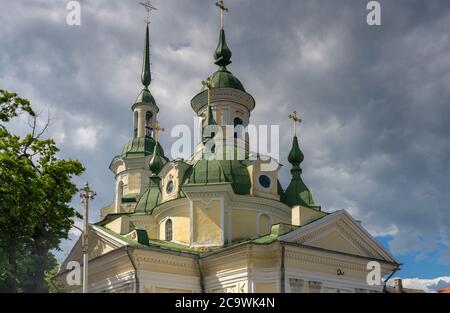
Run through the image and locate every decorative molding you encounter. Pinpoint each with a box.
[289,278,304,293]
[285,250,366,271]
[137,256,196,269]
[308,280,322,293]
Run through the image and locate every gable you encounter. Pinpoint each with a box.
[279,210,399,264]
[60,225,127,271]
[308,228,364,256]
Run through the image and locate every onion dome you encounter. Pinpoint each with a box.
[282,135,317,208]
[149,142,166,174]
[287,136,305,166]
[201,28,245,92]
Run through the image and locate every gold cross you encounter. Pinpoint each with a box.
[152,121,165,143]
[215,0,228,29]
[202,77,214,107]
[288,111,302,136]
[140,1,157,24]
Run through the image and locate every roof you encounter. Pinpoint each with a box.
[134,88,156,106]
[281,135,318,209]
[95,222,303,256]
[121,137,156,158]
[201,67,245,92]
[438,286,450,293]
[183,146,252,195]
[135,176,162,213]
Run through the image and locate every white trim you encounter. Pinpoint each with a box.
[92,225,128,247]
[278,210,399,264]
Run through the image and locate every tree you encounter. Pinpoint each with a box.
[0,89,84,292]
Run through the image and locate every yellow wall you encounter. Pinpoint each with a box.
[105,216,129,235]
[255,282,277,293]
[232,209,257,240]
[292,205,326,226]
[128,171,141,194]
[310,231,361,255]
[158,213,190,244]
[259,214,271,235]
[193,200,222,244]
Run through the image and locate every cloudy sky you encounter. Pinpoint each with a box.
[1,0,449,291]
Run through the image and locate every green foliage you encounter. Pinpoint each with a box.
[0,89,34,123]
[0,89,84,292]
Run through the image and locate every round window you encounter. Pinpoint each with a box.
[258,175,271,189]
[166,180,174,194]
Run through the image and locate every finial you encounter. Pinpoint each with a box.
[288,111,302,137]
[140,1,157,25]
[215,0,228,29]
[151,121,165,144]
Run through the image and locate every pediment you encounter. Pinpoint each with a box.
[60,225,127,270]
[279,210,398,264]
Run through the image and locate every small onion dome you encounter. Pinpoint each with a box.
[214,28,232,67]
[149,142,166,174]
[288,136,304,166]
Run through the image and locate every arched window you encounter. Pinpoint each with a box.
[165,219,173,241]
[118,181,124,198]
[234,117,244,139]
[146,111,153,127]
[133,112,138,138]
[145,112,153,137]
[258,214,271,236]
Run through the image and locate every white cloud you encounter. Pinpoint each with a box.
[389,276,450,293]
[73,126,100,150]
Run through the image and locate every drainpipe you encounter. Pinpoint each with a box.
[197,257,205,293]
[383,265,400,293]
[126,246,140,293]
[280,241,286,293]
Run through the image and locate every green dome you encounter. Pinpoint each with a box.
[135,176,161,213]
[281,174,316,208]
[149,143,166,174]
[184,145,251,195]
[135,88,156,106]
[288,136,304,165]
[282,135,317,208]
[122,137,156,158]
[202,67,245,92]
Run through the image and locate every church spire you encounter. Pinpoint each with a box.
[139,1,157,89]
[141,24,151,88]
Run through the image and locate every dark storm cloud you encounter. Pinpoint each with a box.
[1,0,450,266]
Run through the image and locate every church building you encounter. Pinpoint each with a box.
[58,2,400,293]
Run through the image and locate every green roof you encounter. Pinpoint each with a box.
[200,27,245,92]
[281,136,318,208]
[183,145,251,195]
[201,67,245,92]
[135,88,156,106]
[135,176,161,214]
[121,137,156,158]
[149,143,166,174]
